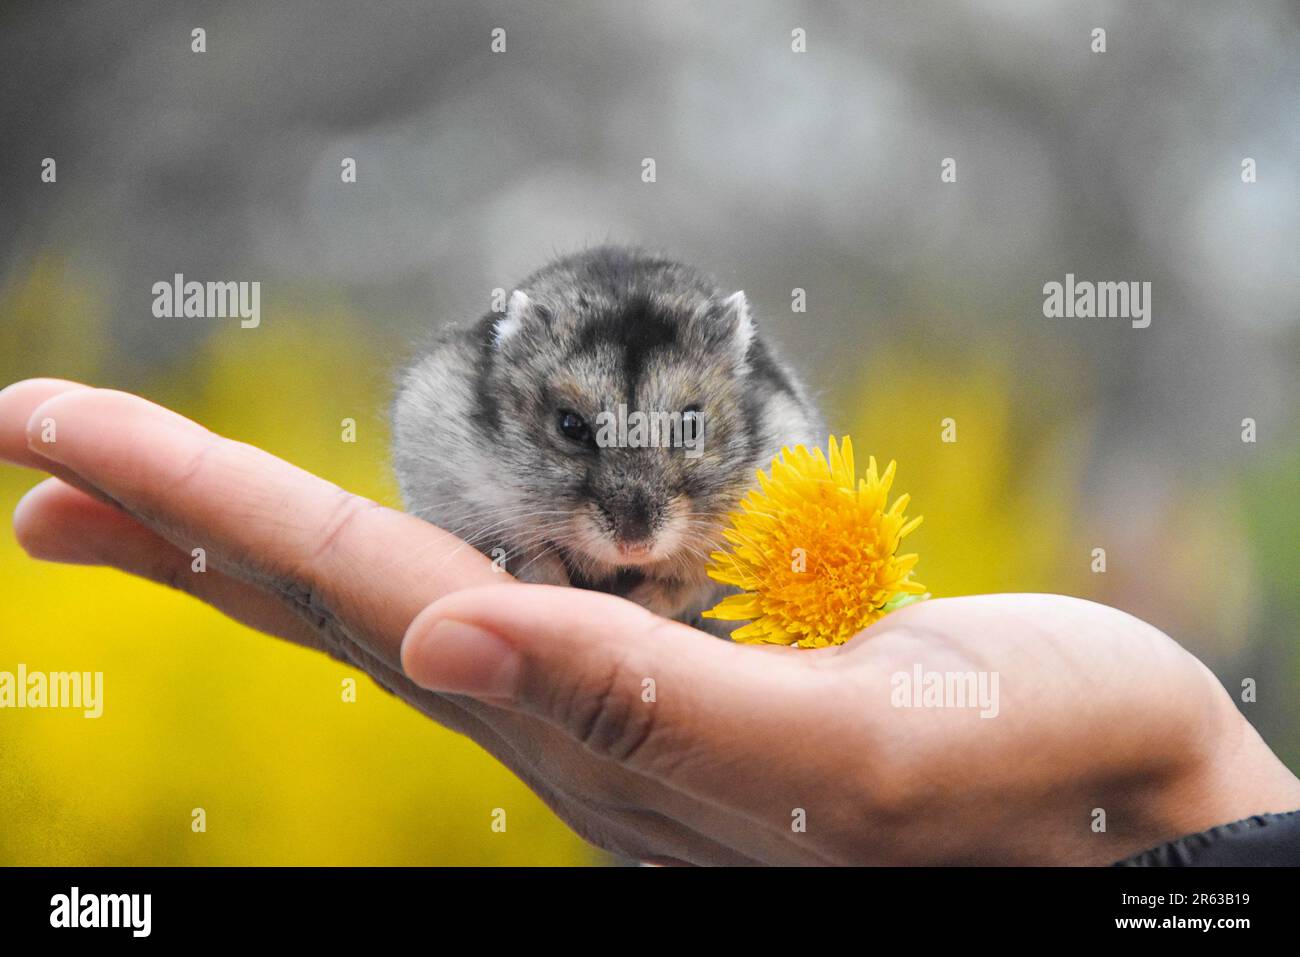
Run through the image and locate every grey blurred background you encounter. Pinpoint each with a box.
[1,0,1298,863]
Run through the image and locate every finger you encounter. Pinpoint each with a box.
[13,476,338,652]
[0,378,91,468]
[0,378,119,506]
[21,387,506,668]
[401,585,839,823]
[11,475,505,720]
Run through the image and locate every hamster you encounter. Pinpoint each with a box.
[391,246,823,635]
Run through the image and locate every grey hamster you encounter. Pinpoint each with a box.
[391,246,823,635]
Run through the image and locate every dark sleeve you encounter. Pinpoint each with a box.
[1114,809,1300,866]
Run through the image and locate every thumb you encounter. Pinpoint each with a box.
[400,583,801,770]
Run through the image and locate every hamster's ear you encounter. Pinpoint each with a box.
[493,290,550,346]
[720,290,756,362]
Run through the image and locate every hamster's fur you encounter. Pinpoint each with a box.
[391,246,822,635]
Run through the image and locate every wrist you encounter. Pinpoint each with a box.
[1150,696,1300,854]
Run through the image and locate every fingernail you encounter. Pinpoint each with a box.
[403,619,520,698]
[25,398,67,458]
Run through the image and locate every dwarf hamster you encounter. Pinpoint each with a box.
[391,246,823,635]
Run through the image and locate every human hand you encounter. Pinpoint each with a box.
[6,378,1298,864]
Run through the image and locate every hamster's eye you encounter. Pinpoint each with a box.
[682,404,704,436]
[558,410,592,444]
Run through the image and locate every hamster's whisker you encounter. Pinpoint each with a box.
[435,509,575,545]
[445,513,572,548]
[356,509,575,581]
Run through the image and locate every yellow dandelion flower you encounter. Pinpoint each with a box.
[702,436,926,648]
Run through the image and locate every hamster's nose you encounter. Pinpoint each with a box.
[609,492,655,545]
